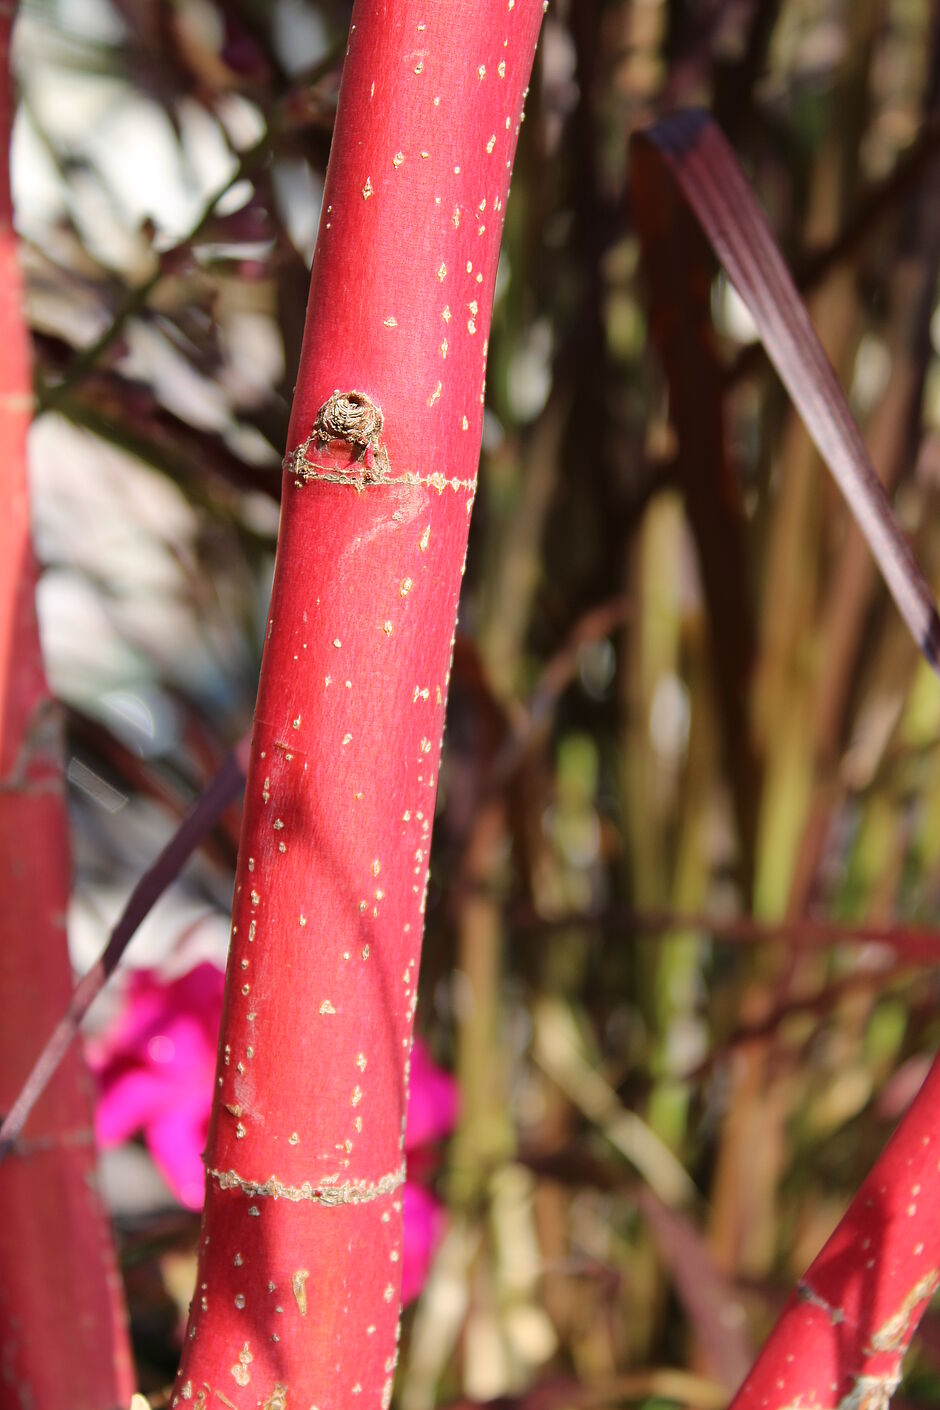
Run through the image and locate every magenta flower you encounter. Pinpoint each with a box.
[88,961,458,1302]
[401,1038,459,1302]
[86,961,225,1212]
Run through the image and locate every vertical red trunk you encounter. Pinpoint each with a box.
[173,4,543,1406]
[0,9,135,1409]
[729,1054,940,1410]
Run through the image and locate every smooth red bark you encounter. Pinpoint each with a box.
[0,9,134,1408]
[173,5,544,1406]
[730,1055,940,1410]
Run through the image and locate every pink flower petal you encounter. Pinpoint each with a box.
[145,1098,212,1210]
[401,1180,445,1304]
[89,963,225,1073]
[88,961,224,1175]
[406,1039,459,1151]
[94,1067,174,1147]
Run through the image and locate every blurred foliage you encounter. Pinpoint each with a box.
[13,0,940,1404]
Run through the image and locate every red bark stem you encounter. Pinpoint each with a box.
[730,1053,940,1410]
[0,8,134,1407]
[173,5,544,1406]
[0,745,246,1164]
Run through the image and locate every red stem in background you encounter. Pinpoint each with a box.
[729,1054,940,1410]
[0,7,134,1407]
[173,4,544,1405]
[0,745,246,1164]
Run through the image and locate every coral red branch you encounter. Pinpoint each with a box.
[0,7,134,1406]
[0,746,246,1165]
[730,1055,940,1410]
[172,4,544,1406]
